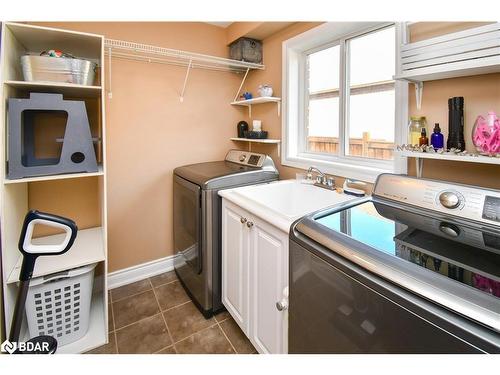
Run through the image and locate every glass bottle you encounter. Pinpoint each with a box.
[419,128,429,146]
[408,116,427,145]
[430,123,444,149]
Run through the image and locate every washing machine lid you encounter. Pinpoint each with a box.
[174,150,279,189]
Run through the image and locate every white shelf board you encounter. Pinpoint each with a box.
[230,137,281,144]
[7,227,105,283]
[231,138,281,157]
[4,165,104,184]
[397,150,500,165]
[231,97,281,117]
[394,55,500,83]
[230,96,281,106]
[4,80,102,98]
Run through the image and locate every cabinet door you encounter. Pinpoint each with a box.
[221,200,249,333]
[249,218,288,354]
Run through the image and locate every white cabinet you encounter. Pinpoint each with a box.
[249,217,288,354]
[221,202,249,330]
[221,199,288,354]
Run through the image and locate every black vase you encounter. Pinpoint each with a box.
[237,121,249,138]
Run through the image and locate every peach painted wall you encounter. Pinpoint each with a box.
[32,22,244,271]
[407,22,500,189]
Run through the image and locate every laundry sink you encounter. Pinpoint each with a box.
[219,179,356,232]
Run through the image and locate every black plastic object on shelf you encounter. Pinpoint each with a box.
[7,93,98,179]
[237,121,249,138]
[447,96,465,151]
[244,130,268,139]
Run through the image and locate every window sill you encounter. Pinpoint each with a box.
[282,154,394,184]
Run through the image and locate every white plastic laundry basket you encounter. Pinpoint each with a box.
[25,263,96,347]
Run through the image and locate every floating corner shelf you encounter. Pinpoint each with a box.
[231,97,281,117]
[230,137,281,157]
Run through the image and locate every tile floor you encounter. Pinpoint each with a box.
[87,271,256,354]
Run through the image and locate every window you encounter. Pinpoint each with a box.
[283,23,407,182]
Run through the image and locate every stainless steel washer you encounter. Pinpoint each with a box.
[173,150,278,317]
[289,174,500,353]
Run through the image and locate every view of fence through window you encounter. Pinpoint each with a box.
[306,26,395,160]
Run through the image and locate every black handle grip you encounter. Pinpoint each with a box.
[18,210,78,281]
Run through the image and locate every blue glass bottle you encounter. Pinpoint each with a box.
[431,123,444,149]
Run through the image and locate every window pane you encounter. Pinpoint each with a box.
[307,98,339,154]
[348,90,395,160]
[348,26,395,160]
[308,45,340,93]
[307,45,340,155]
[349,26,395,86]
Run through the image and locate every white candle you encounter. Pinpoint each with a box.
[253,120,262,131]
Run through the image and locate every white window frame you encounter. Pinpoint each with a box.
[282,22,408,183]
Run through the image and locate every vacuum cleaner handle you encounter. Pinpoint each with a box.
[18,210,77,281]
[9,211,77,347]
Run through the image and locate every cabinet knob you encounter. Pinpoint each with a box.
[246,221,254,228]
[276,299,288,311]
[240,217,247,224]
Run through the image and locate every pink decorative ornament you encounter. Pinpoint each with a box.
[472,111,500,155]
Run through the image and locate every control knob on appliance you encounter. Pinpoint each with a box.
[439,191,461,209]
[439,222,460,238]
[239,154,246,162]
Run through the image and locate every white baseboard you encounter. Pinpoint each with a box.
[108,255,177,289]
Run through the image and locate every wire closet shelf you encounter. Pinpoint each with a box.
[104,38,264,72]
[103,38,265,101]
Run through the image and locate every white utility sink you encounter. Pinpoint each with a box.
[220,179,356,232]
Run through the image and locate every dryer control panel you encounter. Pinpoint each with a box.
[225,150,266,167]
[373,174,500,227]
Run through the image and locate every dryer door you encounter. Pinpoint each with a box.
[174,175,202,274]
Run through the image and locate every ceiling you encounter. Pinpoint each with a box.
[205,22,233,28]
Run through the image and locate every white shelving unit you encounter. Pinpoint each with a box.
[395,22,500,109]
[397,150,500,178]
[230,137,281,156]
[0,22,108,353]
[231,96,281,117]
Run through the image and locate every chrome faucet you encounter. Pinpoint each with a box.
[307,166,325,179]
[307,166,335,190]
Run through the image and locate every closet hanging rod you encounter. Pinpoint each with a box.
[104,38,265,72]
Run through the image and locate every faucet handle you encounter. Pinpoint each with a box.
[327,177,335,188]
